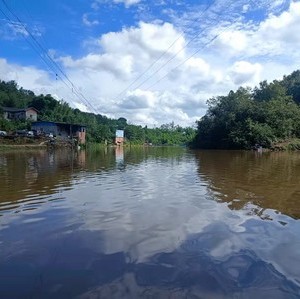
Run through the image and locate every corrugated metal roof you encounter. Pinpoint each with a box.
[2,106,39,113]
[32,121,86,127]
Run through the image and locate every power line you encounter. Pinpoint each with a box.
[125,23,217,93]
[145,32,223,91]
[0,0,98,114]
[0,7,59,77]
[112,0,218,100]
[0,6,85,107]
[120,1,234,95]
[1,0,238,117]
[19,0,50,50]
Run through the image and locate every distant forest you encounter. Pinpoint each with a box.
[2,70,300,149]
[0,80,195,145]
[192,70,300,150]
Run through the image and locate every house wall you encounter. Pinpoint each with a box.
[3,109,37,121]
[76,127,86,144]
[32,122,86,143]
[25,109,38,121]
[6,111,26,120]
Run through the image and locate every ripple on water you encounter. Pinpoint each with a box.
[0,149,300,298]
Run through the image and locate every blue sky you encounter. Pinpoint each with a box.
[0,0,299,126]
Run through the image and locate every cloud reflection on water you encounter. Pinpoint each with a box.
[0,148,300,298]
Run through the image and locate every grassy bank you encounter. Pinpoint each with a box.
[271,139,300,151]
[0,144,47,151]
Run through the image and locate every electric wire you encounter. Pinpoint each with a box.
[120,1,234,95]
[145,31,224,91]
[0,0,98,114]
[0,7,60,78]
[112,0,218,100]
[2,0,238,115]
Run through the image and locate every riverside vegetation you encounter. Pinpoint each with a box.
[2,69,300,149]
[192,70,300,150]
[0,80,195,146]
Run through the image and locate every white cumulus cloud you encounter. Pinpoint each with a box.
[1,1,300,127]
[92,0,141,9]
[113,0,141,8]
[229,61,262,86]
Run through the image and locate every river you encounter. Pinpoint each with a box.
[0,147,300,298]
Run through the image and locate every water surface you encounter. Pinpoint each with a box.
[0,148,300,298]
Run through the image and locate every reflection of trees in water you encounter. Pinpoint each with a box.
[1,226,299,299]
[124,146,186,166]
[194,150,300,219]
[86,146,186,171]
[0,147,187,213]
[1,148,300,298]
[88,146,187,172]
[0,150,82,204]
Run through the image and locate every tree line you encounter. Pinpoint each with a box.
[0,80,195,145]
[192,70,300,150]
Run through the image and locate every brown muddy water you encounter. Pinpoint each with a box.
[0,147,300,298]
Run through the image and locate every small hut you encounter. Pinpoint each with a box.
[115,130,124,146]
[32,121,86,144]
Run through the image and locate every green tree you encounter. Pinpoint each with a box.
[193,74,300,149]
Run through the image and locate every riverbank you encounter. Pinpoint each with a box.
[2,137,299,152]
[270,139,300,151]
[0,137,46,151]
[0,136,84,150]
[191,139,300,151]
[0,144,47,151]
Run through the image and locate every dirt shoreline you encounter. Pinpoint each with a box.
[0,144,47,150]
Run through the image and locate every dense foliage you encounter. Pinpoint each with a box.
[0,80,195,145]
[193,70,300,149]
